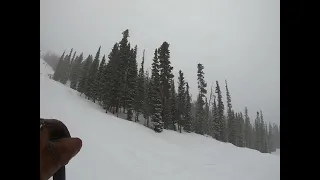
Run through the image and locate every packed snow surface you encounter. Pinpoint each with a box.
[40,59,280,180]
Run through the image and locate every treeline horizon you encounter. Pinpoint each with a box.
[50,29,280,153]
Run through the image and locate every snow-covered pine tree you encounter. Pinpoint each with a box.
[183,82,193,132]
[118,30,131,114]
[203,97,210,135]
[87,46,101,102]
[237,112,245,147]
[215,81,226,141]
[102,43,119,113]
[169,79,178,131]
[96,55,106,104]
[244,107,251,148]
[195,63,207,135]
[207,84,214,137]
[260,110,268,153]
[60,48,73,84]
[272,124,280,150]
[67,51,77,80]
[143,70,152,127]
[126,45,138,121]
[177,70,186,133]
[70,53,83,90]
[77,55,93,96]
[212,96,219,139]
[268,123,275,152]
[53,50,66,81]
[150,49,163,132]
[254,111,261,151]
[225,80,235,144]
[158,42,174,129]
[134,49,145,122]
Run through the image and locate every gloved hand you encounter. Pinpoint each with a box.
[40,119,82,180]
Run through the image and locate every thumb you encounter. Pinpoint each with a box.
[54,137,82,166]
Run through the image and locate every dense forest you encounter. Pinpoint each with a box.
[51,29,280,153]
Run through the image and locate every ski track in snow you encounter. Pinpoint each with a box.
[40,58,280,180]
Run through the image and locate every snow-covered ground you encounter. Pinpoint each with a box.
[40,59,280,180]
[272,149,280,156]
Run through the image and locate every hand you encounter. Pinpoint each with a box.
[40,119,82,180]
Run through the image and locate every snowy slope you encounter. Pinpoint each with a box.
[40,62,280,180]
[40,58,54,76]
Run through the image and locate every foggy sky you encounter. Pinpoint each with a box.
[40,0,280,125]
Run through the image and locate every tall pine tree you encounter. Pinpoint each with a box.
[96,55,106,104]
[102,43,120,113]
[195,63,207,135]
[244,107,251,148]
[215,81,225,141]
[126,45,138,121]
[177,70,186,133]
[77,55,93,96]
[158,42,174,129]
[254,111,261,151]
[143,70,152,127]
[118,30,131,113]
[134,49,145,122]
[150,49,163,132]
[69,53,83,90]
[212,96,219,139]
[53,50,66,81]
[87,46,101,102]
[169,79,178,131]
[183,82,193,132]
[225,80,235,144]
[60,48,73,84]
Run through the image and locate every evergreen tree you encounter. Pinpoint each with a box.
[60,48,73,84]
[237,112,244,147]
[260,110,268,153]
[225,80,235,144]
[150,49,163,132]
[215,81,225,141]
[87,46,101,102]
[183,82,193,132]
[195,63,207,135]
[53,50,66,81]
[244,107,251,148]
[69,53,83,90]
[177,70,186,132]
[254,111,261,151]
[118,30,131,113]
[103,43,120,114]
[272,124,280,149]
[67,51,77,80]
[134,49,145,122]
[169,79,178,131]
[268,123,275,152]
[143,70,151,127]
[126,45,138,121]
[207,84,214,137]
[212,96,219,139]
[158,42,174,129]
[77,55,93,96]
[203,97,210,135]
[96,55,106,104]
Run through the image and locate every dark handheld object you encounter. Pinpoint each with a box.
[40,118,71,180]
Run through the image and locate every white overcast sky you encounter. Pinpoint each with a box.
[40,0,280,125]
